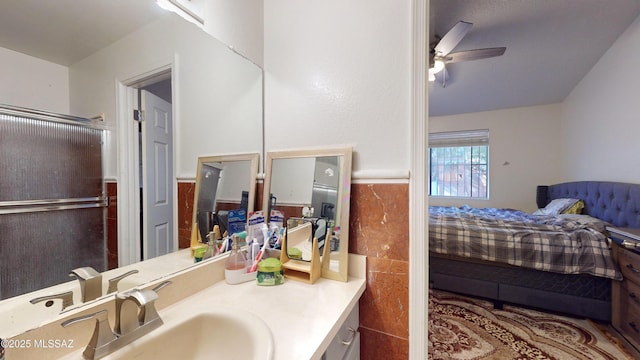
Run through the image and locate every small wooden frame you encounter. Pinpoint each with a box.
[280,223,321,284]
[189,222,202,257]
[263,146,352,282]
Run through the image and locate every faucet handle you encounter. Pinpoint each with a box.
[69,266,101,280]
[30,291,74,311]
[151,280,172,293]
[69,267,103,303]
[61,309,116,360]
[106,269,139,294]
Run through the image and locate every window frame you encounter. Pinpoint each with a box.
[428,130,490,199]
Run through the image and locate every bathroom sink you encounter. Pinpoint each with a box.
[103,308,275,360]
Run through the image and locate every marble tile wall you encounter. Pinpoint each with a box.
[351,183,409,359]
[177,182,196,249]
[105,182,118,270]
[106,181,410,358]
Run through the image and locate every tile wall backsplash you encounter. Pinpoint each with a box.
[351,183,409,359]
[177,182,196,249]
[105,182,118,270]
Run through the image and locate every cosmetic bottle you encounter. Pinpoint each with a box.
[225,234,248,284]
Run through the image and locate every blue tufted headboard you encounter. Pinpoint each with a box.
[537,181,640,228]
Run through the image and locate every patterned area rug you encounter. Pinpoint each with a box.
[428,289,632,360]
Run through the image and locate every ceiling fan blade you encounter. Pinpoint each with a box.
[443,47,506,63]
[434,21,473,56]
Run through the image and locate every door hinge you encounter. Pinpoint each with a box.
[133,109,145,122]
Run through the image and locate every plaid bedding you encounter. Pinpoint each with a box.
[429,205,622,280]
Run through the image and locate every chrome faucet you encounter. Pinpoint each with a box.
[29,291,74,311]
[61,281,171,360]
[69,267,103,302]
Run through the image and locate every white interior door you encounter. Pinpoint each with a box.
[141,90,174,259]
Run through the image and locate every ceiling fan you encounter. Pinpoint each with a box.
[429,21,506,86]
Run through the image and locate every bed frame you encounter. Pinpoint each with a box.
[429,181,640,322]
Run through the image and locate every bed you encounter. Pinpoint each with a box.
[429,181,640,322]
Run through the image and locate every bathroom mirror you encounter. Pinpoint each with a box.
[191,153,260,246]
[263,147,353,282]
[0,2,263,336]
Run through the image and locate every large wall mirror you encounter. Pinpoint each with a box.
[192,153,260,246]
[263,147,353,282]
[0,2,263,337]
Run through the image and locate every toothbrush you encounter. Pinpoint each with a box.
[275,228,285,247]
[218,236,229,255]
[250,231,270,272]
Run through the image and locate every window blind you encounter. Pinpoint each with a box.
[428,129,489,148]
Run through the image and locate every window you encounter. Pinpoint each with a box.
[429,130,489,198]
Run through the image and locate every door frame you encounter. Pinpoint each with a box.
[115,60,179,266]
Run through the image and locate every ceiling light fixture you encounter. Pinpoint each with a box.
[428,59,444,82]
[156,0,204,28]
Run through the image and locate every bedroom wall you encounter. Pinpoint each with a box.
[0,46,69,114]
[429,103,564,212]
[561,13,640,182]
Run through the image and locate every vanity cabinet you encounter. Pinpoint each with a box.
[322,305,360,360]
[610,227,640,359]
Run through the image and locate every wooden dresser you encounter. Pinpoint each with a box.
[610,227,640,358]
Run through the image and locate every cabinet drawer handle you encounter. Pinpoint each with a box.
[341,327,356,346]
[626,264,640,274]
[630,322,640,333]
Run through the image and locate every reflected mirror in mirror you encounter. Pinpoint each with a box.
[0,1,263,335]
[263,147,353,282]
[285,217,329,262]
[192,153,260,252]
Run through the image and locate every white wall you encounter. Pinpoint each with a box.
[0,47,69,114]
[263,0,412,174]
[429,103,564,212]
[68,14,263,179]
[562,14,640,182]
[204,0,264,67]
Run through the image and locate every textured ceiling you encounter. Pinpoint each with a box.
[429,0,640,116]
[0,0,167,66]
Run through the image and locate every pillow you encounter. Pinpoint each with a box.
[532,198,583,216]
[557,214,611,233]
[562,200,584,214]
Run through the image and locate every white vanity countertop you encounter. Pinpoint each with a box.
[178,271,366,360]
[5,254,366,360]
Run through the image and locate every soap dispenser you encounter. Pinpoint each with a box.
[224,234,248,284]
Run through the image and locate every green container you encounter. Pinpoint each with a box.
[256,258,284,286]
[287,247,302,260]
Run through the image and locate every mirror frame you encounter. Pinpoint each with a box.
[263,146,353,281]
[191,153,260,246]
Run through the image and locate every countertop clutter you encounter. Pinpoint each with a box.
[4,252,366,360]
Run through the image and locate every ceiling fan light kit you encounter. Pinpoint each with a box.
[429,20,506,86]
[428,60,445,81]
